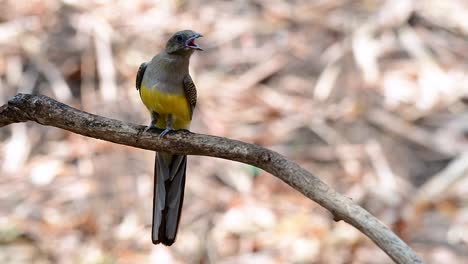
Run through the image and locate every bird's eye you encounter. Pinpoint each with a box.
[176,35,183,42]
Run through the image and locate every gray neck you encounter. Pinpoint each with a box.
[155,51,190,73]
[143,51,191,94]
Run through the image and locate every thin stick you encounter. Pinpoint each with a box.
[0,94,425,264]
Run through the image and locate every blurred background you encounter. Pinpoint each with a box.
[0,0,467,263]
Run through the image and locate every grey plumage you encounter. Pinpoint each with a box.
[142,52,190,95]
[153,153,186,245]
[136,30,202,246]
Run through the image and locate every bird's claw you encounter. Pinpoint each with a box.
[143,124,156,133]
[159,128,173,138]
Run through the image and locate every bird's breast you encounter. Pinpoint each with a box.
[140,84,191,129]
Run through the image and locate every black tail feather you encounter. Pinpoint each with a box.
[152,153,186,246]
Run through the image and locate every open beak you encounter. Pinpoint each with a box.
[185,33,203,51]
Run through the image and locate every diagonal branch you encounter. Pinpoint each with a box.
[0,93,425,264]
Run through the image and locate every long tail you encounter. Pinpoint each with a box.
[152,152,186,246]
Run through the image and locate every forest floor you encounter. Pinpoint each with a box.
[0,0,467,263]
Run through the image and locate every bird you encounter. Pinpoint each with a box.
[136,30,202,246]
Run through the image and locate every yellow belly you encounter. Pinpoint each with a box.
[140,84,191,129]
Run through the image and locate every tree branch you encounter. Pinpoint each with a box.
[0,94,424,264]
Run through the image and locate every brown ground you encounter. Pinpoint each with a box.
[0,0,467,263]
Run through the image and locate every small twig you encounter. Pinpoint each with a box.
[229,54,288,92]
[415,151,468,204]
[32,56,72,102]
[366,109,453,155]
[0,94,425,264]
[1,123,30,174]
[313,63,341,101]
[366,140,402,205]
[0,16,39,43]
[404,151,468,234]
[93,19,118,102]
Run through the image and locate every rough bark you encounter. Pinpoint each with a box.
[0,93,425,264]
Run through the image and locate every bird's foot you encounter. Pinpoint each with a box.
[159,128,174,138]
[143,124,156,133]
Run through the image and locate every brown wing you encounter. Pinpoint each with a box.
[136,62,148,91]
[183,74,197,118]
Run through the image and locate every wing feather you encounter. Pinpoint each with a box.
[136,62,148,91]
[183,74,197,118]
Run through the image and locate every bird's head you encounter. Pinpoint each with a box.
[165,30,203,55]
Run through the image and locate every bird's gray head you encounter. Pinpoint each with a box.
[165,30,203,55]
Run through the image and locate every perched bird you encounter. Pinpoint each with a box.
[136,30,202,246]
